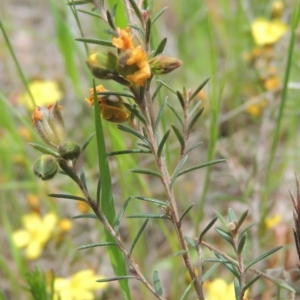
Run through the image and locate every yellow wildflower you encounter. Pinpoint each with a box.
[112,27,134,50]
[265,214,281,229]
[246,99,267,117]
[53,269,108,300]
[85,85,106,106]
[12,212,58,260]
[17,80,63,109]
[205,278,248,300]
[263,76,280,90]
[251,18,287,46]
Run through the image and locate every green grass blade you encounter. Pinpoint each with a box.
[129,219,149,255]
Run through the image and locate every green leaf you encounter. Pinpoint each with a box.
[214,210,228,227]
[156,80,176,94]
[48,194,86,202]
[145,18,151,46]
[58,161,79,183]
[171,124,185,151]
[176,91,185,109]
[215,253,240,279]
[202,263,220,282]
[188,100,202,119]
[117,125,150,146]
[246,246,283,270]
[234,278,240,300]
[237,233,247,254]
[199,217,218,241]
[155,97,167,132]
[127,213,169,220]
[97,91,135,99]
[184,236,197,251]
[153,270,163,296]
[236,209,249,231]
[122,103,147,124]
[92,82,132,299]
[128,0,143,24]
[106,7,117,32]
[189,77,210,101]
[29,143,60,158]
[154,37,167,56]
[239,222,255,239]
[157,129,171,157]
[96,178,101,206]
[76,9,104,20]
[188,107,204,133]
[214,227,234,247]
[96,276,136,283]
[80,168,87,191]
[152,7,168,24]
[186,142,203,155]
[179,203,195,223]
[130,219,149,255]
[75,37,113,47]
[131,168,162,179]
[228,208,236,223]
[81,132,95,152]
[166,102,184,126]
[114,197,132,231]
[152,82,163,102]
[132,196,169,207]
[67,0,90,5]
[243,275,261,292]
[72,213,98,220]
[173,250,188,257]
[179,279,195,300]
[107,149,151,156]
[77,242,118,250]
[169,155,188,188]
[177,159,226,177]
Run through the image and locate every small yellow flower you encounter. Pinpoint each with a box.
[85,85,106,106]
[251,18,287,46]
[205,278,248,300]
[265,214,281,229]
[246,99,267,117]
[112,27,134,50]
[12,212,58,260]
[263,76,280,91]
[53,269,108,300]
[58,219,72,232]
[17,80,63,109]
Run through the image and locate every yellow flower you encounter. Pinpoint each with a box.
[53,269,108,300]
[251,18,287,46]
[265,214,281,229]
[246,99,267,117]
[112,27,134,50]
[12,212,58,260]
[17,80,63,109]
[205,278,248,300]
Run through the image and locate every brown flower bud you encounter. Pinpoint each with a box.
[149,55,182,75]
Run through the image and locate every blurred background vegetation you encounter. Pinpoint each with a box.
[0,0,300,299]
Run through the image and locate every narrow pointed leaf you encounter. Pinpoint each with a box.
[128,24,144,36]
[199,217,218,241]
[96,178,101,206]
[110,3,117,18]
[154,37,167,56]
[215,253,240,279]
[157,129,171,157]
[72,213,98,220]
[228,208,236,223]
[129,219,149,255]
[178,159,226,177]
[155,97,167,132]
[184,236,197,251]
[153,270,163,296]
[174,250,188,257]
[137,143,151,150]
[75,37,113,47]
[145,18,151,46]
[171,124,185,151]
[189,78,210,101]
[80,168,87,191]
[152,82,163,102]
[237,233,247,254]
[246,246,283,270]
[186,142,202,155]
[179,279,195,300]
[214,210,228,227]
[67,0,90,5]
[131,168,162,178]
[128,0,143,24]
[122,103,147,124]
[29,143,60,158]
[188,107,204,133]
[152,7,168,24]
[239,222,255,239]
[179,203,195,223]
[48,194,86,202]
[81,132,95,152]
[243,275,261,292]
[58,161,79,183]
[167,102,184,126]
[170,155,188,188]
[96,276,136,283]
[215,227,234,247]
[127,213,169,220]
[97,91,135,99]
[156,80,176,94]
[202,262,220,282]
[77,242,118,250]
[176,91,185,109]
[76,9,104,20]
[117,125,150,145]
[133,196,169,207]
[107,149,151,156]
[114,197,132,231]
[188,100,202,119]
[236,209,249,231]
[234,278,240,300]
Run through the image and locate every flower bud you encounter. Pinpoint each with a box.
[33,155,58,180]
[149,55,182,75]
[271,1,284,18]
[32,102,65,147]
[58,140,81,160]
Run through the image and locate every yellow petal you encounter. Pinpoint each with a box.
[22,213,42,232]
[25,240,43,260]
[43,212,58,230]
[12,229,30,248]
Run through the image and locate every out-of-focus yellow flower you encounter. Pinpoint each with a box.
[17,80,63,109]
[58,219,72,232]
[77,201,89,213]
[12,212,58,260]
[271,1,285,18]
[18,127,32,142]
[112,27,134,50]
[251,18,287,46]
[263,76,280,90]
[205,278,248,300]
[26,193,41,213]
[246,99,267,117]
[265,214,281,229]
[53,269,107,300]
